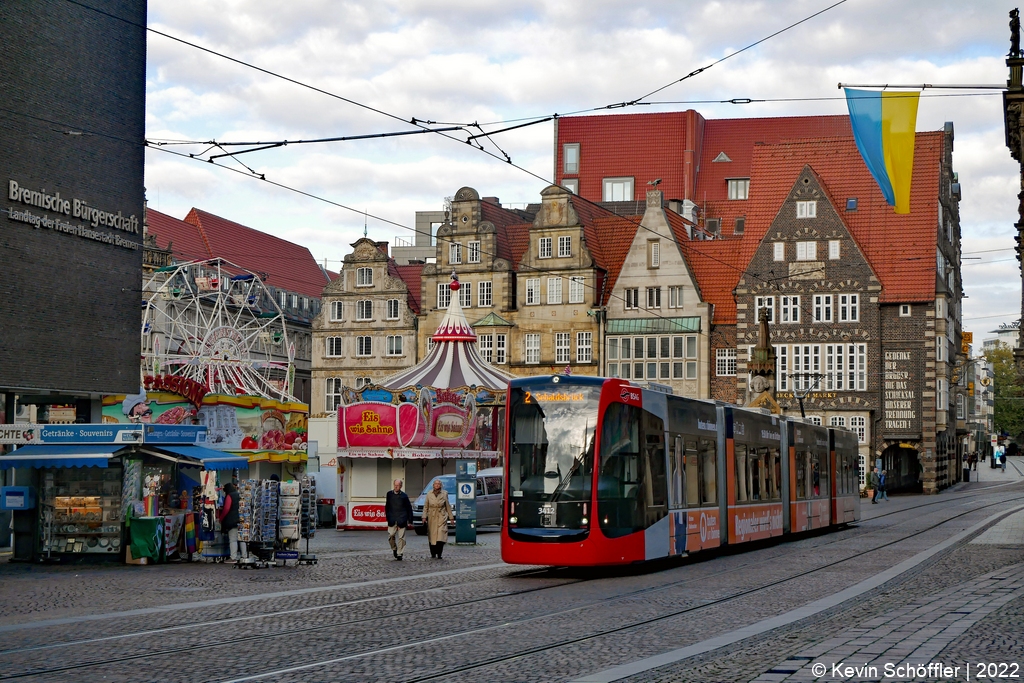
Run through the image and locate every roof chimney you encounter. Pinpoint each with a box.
[375,241,389,257]
[482,197,501,206]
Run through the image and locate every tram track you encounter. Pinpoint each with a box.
[5,491,1020,682]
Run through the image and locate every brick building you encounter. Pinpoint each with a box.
[555,111,963,493]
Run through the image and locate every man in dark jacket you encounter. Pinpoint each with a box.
[869,467,881,504]
[385,479,414,561]
[218,481,241,562]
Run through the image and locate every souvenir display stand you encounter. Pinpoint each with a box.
[298,476,317,565]
[275,481,300,566]
[39,467,123,560]
[236,479,278,569]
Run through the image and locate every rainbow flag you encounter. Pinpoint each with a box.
[844,89,920,214]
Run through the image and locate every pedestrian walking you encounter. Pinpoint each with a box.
[879,470,889,501]
[218,482,241,563]
[423,478,454,559]
[870,467,881,504]
[1001,450,1008,473]
[385,479,414,561]
[970,452,978,471]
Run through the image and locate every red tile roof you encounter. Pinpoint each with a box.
[182,208,331,299]
[684,239,749,324]
[392,263,425,314]
[146,209,211,261]
[482,201,533,265]
[743,133,944,304]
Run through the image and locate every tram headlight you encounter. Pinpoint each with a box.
[509,516,518,525]
[581,517,588,526]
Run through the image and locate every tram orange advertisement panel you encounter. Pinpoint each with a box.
[683,509,721,552]
[730,503,783,543]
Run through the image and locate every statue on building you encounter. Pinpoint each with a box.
[1011,9,1021,59]
[746,307,782,413]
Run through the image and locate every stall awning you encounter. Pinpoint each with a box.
[157,446,250,471]
[0,445,125,468]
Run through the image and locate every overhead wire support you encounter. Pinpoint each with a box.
[203,126,465,161]
[837,82,1006,90]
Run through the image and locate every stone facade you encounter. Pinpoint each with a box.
[604,191,710,397]
[311,239,419,415]
[511,186,602,376]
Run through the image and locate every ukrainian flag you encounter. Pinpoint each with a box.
[844,89,920,214]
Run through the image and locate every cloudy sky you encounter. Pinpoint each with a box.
[145,0,1021,341]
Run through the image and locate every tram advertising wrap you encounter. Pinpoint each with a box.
[502,375,861,567]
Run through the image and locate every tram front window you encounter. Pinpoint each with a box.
[507,384,599,536]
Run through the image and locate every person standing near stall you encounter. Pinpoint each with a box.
[385,479,414,561]
[218,482,241,563]
[424,478,455,559]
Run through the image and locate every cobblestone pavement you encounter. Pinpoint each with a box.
[0,486,1021,683]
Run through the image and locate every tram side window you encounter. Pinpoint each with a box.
[815,452,828,498]
[749,449,762,501]
[642,410,668,526]
[685,440,700,506]
[700,438,717,505]
[598,402,667,537]
[735,444,748,503]
[670,434,684,508]
[796,451,807,500]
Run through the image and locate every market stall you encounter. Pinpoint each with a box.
[334,275,511,529]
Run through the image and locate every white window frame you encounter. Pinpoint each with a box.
[716,348,737,376]
[563,179,578,194]
[602,177,634,202]
[577,331,593,363]
[356,299,373,321]
[813,294,833,323]
[357,336,372,357]
[437,283,451,309]
[386,299,400,321]
[468,240,481,264]
[668,285,683,309]
[558,236,572,258]
[449,242,462,265]
[569,276,585,304]
[459,282,472,308]
[386,335,403,356]
[563,143,580,174]
[796,241,817,261]
[525,333,541,364]
[773,242,785,261]
[555,332,571,364]
[781,295,800,323]
[356,267,373,287]
[624,288,639,310]
[956,393,965,420]
[547,277,563,305]
[646,287,661,309]
[495,334,507,364]
[330,301,344,321]
[828,240,841,260]
[290,294,298,309]
[526,278,540,305]
[900,304,912,317]
[938,378,949,410]
[796,200,817,218]
[479,334,493,363]
[478,281,492,307]
[851,416,866,443]
[355,376,372,389]
[839,293,859,322]
[326,378,344,412]
[648,241,661,269]
[754,295,775,323]
[829,416,846,428]
[727,178,750,200]
[936,334,947,363]
[326,337,343,358]
[539,237,552,259]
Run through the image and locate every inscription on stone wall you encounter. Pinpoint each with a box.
[883,350,919,434]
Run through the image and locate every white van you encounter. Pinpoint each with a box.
[412,467,503,534]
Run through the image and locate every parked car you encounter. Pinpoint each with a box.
[412,467,503,534]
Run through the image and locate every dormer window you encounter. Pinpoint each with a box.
[356,267,373,287]
[727,178,749,200]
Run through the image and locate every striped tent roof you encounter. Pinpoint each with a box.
[382,274,512,393]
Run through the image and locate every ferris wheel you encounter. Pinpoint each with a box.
[142,258,297,402]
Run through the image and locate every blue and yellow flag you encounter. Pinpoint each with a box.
[844,89,920,214]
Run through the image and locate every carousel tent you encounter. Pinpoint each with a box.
[381,275,512,392]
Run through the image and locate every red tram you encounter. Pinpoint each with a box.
[501,375,861,566]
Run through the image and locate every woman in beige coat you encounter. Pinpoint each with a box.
[424,479,454,559]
